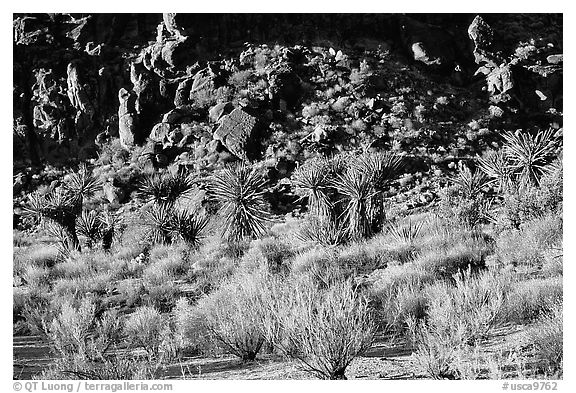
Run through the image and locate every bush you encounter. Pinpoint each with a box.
[503,276,562,324]
[524,302,562,375]
[47,297,122,362]
[415,239,490,277]
[124,306,166,360]
[368,264,436,331]
[191,271,268,361]
[143,245,190,286]
[494,214,562,269]
[263,275,374,379]
[409,269,513,379]
[424,269,512,345]
[240,236,294,274]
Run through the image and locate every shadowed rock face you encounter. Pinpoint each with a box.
[13,13,562,165]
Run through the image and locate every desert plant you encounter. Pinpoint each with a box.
[354,151,404,230]
[124,306,167,360]
[209,163,271,242]
[47,297,121,362]
[193,271,268,361]
[477,149,514,193]
[137,171,195,207]
[332,167,376,241]
[387,219,424,247]
[263,276,375,379]
[291,157,332,218]
[100,209,123,250]
[524,302,563,375]
[64,163,101,208]
[296,215,348,246]
[502,128,560,189]
[76,210,103,249]
[171,209,209,249]
[450,161,492,198]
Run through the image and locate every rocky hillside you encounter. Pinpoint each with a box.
[13,13,563,218]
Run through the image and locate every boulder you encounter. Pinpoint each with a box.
[213,108,259,160]
[118,88,138,149]
[149,122,171,142]
[398,16,457,71]
[208,102,234,123]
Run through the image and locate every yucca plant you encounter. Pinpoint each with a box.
[44,221,75,260]
[76,210,103,249]
[450,162,492,198]
[332,168,376,241]
[99,210,123,250]
[143,204,174,245]
[23,188,80,250]
[291,158,332,218]
[502,128,560,189]
[137,171,195,207]
[64,163,101,210]
[209,163,271,242]
[354,151,404,231]
[171,209,209,249]
[477,149,514,193]
[387,219,424,246]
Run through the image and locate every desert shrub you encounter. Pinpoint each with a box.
[523,302,563,375]
[141,281,180,313]
[262,275,375,379]
[415,239,490,277]
[240,236,294,274]
[188,237,249,293]
[409,269,513,379]
[143,245,190,286]
[335,240,388,275]
[22,265,52,291]
[290,247,346,287]
[494,214,562,269]
[368,264,436,331]
[192,271,268,361]
[423,269,512,346]
[51,271,113,299]
[438,186,492,229]
[124,306,166,360]
[173,298,211,355]
[14,244,59,273]
[40,353,160,380]
[503,276,562,324]
[47,297,122,362]
[209,163,271,242]
[296,215,348,246]
[14,230,33,247]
